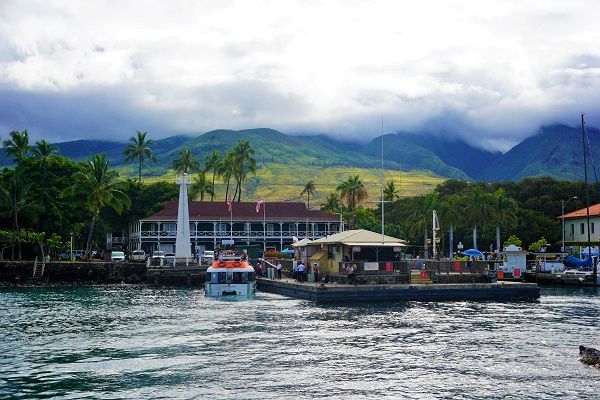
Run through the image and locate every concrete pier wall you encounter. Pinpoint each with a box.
[0,261,147,284]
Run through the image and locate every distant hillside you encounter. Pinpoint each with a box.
[3,124,600,186]
[483,124,600,181]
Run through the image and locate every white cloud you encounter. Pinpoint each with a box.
[1,0,600,149]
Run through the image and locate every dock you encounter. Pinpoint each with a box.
[147,265,206,286]
[257,278,540,303]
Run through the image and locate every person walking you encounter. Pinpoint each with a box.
[276,261,283,279]
[297,261,306,283]
[347,264,356,285]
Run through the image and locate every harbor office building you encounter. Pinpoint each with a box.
[128,201,340,255]
[559,203,600,247]
[292,229,407,274]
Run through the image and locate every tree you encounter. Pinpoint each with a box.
[231,140,257,202]
[300,181,316,209]
[383,181,399,202]
[463,186,492,250]
[172,148,200,174]
[124,131,157,182]
[3,129,31,164]
[336,175,368,227]
[492,187,518,255]
[190,169,214,201]
[0,173,39,259]
[320,192,342,213]
[406,192,438,258]
[63,154,131,259]
[31,139,59,183]
[204,151,222,201]
[438,193,462,258]
[219,151,237,201]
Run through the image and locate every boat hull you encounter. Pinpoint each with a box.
[204,282,256,296]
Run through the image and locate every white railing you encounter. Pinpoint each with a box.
[134,230,335,239]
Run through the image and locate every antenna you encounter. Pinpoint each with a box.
[381,117,385,244]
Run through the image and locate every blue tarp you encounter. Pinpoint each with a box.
[462,249,484,258]
[565,255,593,269]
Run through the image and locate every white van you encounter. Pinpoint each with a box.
[111,251,126,262]
[202,250,214,264]
[130,250,146,262]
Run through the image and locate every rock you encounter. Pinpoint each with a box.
[579,345,600,368]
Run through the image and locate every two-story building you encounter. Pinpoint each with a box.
[560,203,600,246]
[129,201,341,255]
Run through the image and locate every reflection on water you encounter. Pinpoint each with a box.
[1,286,599,399]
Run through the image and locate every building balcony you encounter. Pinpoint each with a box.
[131,230,335,240]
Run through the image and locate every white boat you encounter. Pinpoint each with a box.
[205,255,256,296]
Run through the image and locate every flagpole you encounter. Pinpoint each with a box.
[263,200,266,252]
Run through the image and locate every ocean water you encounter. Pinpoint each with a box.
[1,285,599,399]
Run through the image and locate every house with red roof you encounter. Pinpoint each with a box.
[559,203,600,246]
[128,201,341,255]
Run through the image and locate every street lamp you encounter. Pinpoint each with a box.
[561,196,578,252]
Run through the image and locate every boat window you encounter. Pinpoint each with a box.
[226,271,234,283]
[210,272,219,283]
[233,272,242,283]
[247,272,255,282]
[218,272,227,283]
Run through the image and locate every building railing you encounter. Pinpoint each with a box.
[336,259,493,284]
[132,230,334,239]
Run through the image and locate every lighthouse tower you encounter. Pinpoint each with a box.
[175,173,193,261]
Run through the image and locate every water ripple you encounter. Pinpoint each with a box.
[1,286,600,399]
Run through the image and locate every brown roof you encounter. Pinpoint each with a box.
[143,201,339,222]
[559,203,600,219]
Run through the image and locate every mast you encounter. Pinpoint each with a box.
[581,114,596,285]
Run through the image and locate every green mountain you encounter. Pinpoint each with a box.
[483,124,600,181]
[2,124,597,184]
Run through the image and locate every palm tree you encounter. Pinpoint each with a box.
[31,139,58,182]
[463,186,492,250]
[124,131,157,182]
[300,181,316,209]
[219,151,237,201]
[492,187,518,256]
[172,148,200,174]
[320,192,342,213]
[438,194,461,258]
[383,181,399,202]
[3,130,31,163]
[0,173,38,259]
[190,169,214,201]
[231,140,257,202]
[336,175,368,228]
[406,192,438,258]
[204,151,222,201]
[63,154,131,259]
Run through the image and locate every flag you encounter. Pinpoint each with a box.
[227,199,232,213]
[256,198,264,213]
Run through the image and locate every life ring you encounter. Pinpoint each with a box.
[219,261,225,268]
[234,261,241,268]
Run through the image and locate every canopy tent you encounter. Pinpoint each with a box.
[462,249,484,258]
[291,238,312,248]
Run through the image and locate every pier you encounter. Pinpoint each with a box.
[256,277,540,303]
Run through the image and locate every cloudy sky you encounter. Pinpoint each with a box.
[1,0,600,151]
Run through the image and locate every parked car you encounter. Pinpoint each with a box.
[59,250,86,261]
[129,250,146,262]
[152,250,166,260]
[111,251,126,262]
[201,250,214,264]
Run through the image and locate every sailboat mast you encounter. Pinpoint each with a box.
[581,114,596,284]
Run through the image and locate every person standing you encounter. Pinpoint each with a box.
[313,263,320,283]
[276,261,283,279]
[297,261,306,283]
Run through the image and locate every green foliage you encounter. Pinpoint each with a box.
[124,131,157,182]
[504,235,522,248]
[528,237,548,252]
[172,148,200,174]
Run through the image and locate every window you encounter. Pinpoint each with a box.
[581,223,585,235]
[267,224,274,235]
[216,223,228,233]
[571,224,575,235]
[593,223,596,234]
